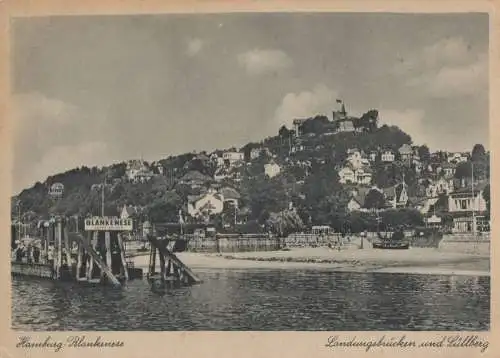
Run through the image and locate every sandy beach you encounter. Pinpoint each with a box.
[132,246,490,277]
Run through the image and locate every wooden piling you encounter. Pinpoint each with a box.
[117,234,129,281]
[105,231,112,274]
[63,223,72,273]
[87,231,96,281]
[76,240,84,281]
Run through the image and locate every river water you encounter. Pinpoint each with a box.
[12,269,489,331]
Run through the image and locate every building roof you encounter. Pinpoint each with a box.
[122,205,138,216]
[350,187,371,206]
[398,144,413,155]
[450,181,488,196]
[220,187,241,200]
[383,183,406,201]
[187,192,223,204]
[180,170,213,183]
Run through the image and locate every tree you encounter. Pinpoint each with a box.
[364,189,385,210]
[266,209,304,237]
[471,144,486,162]
[418,145,430,163]
[147,191,182,223]
[483,183,490,213]
[278,125,292,138]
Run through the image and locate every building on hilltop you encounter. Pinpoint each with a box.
[125,160,154,183]
[222,150,244,166]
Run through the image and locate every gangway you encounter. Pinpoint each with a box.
[147,235,202,286]
[69,232,122,287]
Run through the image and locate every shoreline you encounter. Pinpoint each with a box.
[131,247,490,277]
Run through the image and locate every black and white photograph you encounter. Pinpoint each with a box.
[10,11,490,332]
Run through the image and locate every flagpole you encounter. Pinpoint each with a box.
[472,162,476,237]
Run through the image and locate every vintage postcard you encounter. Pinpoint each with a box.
[0,0,496,357]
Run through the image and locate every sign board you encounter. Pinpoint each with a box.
[84,217,133,231]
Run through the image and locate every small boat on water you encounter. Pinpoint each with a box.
[373,227,410,250]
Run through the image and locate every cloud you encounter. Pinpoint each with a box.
[379,109,426,144]
[408,54,487,98]
[421,37,474,69]
[237,49,293,75]
[12,93,115,194]
[273,84,342,129]
[186,38,204,56]
[394,37,488,98]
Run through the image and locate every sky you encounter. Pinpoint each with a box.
[11,13,489,194]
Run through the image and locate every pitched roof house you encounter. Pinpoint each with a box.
[383,183,409,209]
[178,170,213,188]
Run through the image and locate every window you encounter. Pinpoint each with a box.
[460,200,467,210]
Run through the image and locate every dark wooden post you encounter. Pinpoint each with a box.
[63,221,72,274]
[117,234,129,281]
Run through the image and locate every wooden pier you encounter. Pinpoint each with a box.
[11,216,203,290]
[11,216,143,287]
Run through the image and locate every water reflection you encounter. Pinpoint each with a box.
[12,270,490,331]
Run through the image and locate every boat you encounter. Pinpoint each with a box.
[372,224,410,250]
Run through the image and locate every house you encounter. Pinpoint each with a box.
[336,118,355,132]
[412,157,423,174]
[347,187,371,212]
[178,170,213,188]
[219,186,241,208]
[448,183,487,213]
[214,166,229,182]
[48,182,64,198]
[264,161,281,178]
[383,183,409,208]
[347,149,370,170]
[369,151,378,162]
[398,144,413,162]
[447,152,469,164]
[447,182,489,233]
[355,167,373,185]
[151,161,165,175]
[425,178,454,197]
[293,118,307,136]
[250,147,271,160]
[120,205,139,219]
[210,152,225,167]
[222,151,244,166]
[339,164,372,185]
[339,166,356,184]
[381,150,395,163]
[250,148,262,160]
[441,163,456,178]
[187,189,224,220]
[125,160,154,183]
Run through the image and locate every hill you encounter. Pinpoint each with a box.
[12,106,490,235]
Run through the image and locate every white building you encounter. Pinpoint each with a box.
[347,149,370,170]
[126,160,154,183]
[339,164,373,185]
[223,151,244,166]
[426,178,454,197]
[381,150,395,163]
[264,162,281,178]
[187,189,224,219]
